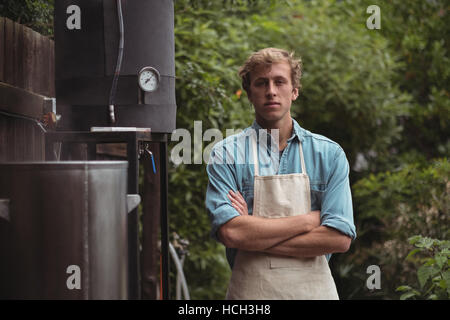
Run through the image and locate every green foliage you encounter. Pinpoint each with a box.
[0,0,54,36]
[276,1,412,169]
[354,159,449,241]
[323,0,450,170]
[380,1,450,161]
[397,236,450,300]
[337,159,449,299]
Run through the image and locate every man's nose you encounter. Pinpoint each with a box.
[265,81,276,97]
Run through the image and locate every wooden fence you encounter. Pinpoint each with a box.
[0,17,54,96]
[0,17,55,162]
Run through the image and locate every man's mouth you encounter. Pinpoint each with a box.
[264,102,280,107]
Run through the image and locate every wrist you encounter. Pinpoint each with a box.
[304,212,319,232]
[306,215,315,232]
[293,214,314,234]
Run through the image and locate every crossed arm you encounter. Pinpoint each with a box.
[218,190,351,258]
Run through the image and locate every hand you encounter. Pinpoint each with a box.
[307,210,321,230]
[227,190,249,215]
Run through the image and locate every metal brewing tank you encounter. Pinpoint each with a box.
[54,0,176,132]
[0,161,132,299]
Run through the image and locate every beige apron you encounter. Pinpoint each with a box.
[225,134,339,300]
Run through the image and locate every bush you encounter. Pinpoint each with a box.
[336,159,449,299]
[397,235,450,300]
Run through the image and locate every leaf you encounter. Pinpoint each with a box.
[437,279,446,290]
[400,291,417,300]
[417,265,435,289]
[396,285,412,292]
[406,248,421,261]
[443,270,450,297]
[434,253,447,269]
[408,235,422,245]
[415,237,434,249]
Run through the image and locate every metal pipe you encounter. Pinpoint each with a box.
[169,243,190,300]
[176,255,185,300]
[0,110,46,133]
[108,0,125,125]
[160,140,170,299]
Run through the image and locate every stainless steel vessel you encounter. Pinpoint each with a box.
[0,161,138,299]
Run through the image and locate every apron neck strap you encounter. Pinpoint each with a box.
[298,139,307,174]
[251,133,260,176]
[251,132,307,176]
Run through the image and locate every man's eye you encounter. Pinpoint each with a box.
[275,80,286,85]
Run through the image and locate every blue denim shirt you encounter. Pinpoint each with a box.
[205,119,356,268]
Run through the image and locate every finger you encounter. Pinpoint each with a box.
[233,205,243,215]
[228,194,244,211]
[229,200,244,215]
[235,191,247,207]
[228,190,238,197]
[229,199,246,216]
[230,199,245,213]
[229,190,247,207]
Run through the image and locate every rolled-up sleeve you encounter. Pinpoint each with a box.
[205,146,240,242]
[320,147,357,240]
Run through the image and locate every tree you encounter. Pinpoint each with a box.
[0,0,54,36]
[340,158,449,299]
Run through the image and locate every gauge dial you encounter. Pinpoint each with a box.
[138,66,160,92]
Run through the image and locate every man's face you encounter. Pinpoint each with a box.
[247,61,299,127]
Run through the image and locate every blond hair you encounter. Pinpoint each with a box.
[238,48,302,94]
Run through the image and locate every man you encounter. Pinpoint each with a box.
[205,48,356,299]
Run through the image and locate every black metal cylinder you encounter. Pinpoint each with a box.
[0,161,129,299]
[54,0,176,132]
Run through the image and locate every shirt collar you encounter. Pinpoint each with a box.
[251,118,305,142]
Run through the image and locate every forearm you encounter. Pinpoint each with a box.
[262,226,352,258]
[219,214,315,251]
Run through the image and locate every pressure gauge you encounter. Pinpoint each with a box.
[138,66,160,92]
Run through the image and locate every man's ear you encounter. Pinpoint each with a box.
[292,88,299,101]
